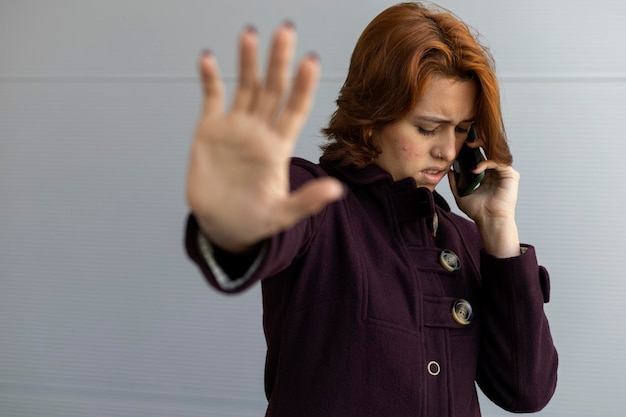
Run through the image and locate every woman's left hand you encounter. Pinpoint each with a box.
[450,159,519,222]
[448,160,522,258]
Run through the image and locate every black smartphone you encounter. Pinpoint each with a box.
[452,126,485,196]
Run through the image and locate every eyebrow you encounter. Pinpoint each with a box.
[412,115,476,125]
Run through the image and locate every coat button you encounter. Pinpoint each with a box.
[430,212,439,237]
[427,361,441,376]
[451,299,473,325]
[439,249,461,272]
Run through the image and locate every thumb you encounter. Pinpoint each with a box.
[278,178,346,226]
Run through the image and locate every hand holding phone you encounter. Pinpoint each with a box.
[452,126,485,196]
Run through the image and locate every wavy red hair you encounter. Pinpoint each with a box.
[321,2,512,167]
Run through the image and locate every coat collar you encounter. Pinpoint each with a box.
[319,158,452,219]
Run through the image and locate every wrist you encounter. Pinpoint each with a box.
[477,217,521,258]
[195,215,260,254]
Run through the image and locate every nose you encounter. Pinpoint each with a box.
[433,130,458,162]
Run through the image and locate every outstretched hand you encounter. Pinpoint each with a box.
[186,24,345,252]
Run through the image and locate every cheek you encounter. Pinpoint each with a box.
[377,129,427,163]
[397,140,427,160]
[455,141,466,155]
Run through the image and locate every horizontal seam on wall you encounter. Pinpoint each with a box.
[1,73,626,84]
[499,73,626,83]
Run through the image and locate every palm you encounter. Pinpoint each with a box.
[186,25,343,252]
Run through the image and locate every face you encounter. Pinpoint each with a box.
[373,75,478,191]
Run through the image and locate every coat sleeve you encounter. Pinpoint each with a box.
[476,245,558,412]
[184,159,325,294]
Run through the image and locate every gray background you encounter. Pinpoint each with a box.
[1,0,625,415]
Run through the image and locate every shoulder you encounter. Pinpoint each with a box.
[289,157,330,189]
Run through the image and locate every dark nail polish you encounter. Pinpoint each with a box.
[244,24,258,34]
[283,20,296,30]
[307,51,320,62]
[201,49,213,57]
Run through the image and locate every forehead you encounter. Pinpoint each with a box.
[411,75,477,123]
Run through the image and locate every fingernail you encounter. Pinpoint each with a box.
[283,20,296,30]
[201,49,213,57]
[307,51,320,62]
[244,24,258,34]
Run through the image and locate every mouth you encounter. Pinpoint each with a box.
[420,167,449,185]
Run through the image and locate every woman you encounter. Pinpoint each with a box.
[185,2,558,416]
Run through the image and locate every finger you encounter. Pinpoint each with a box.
[473,159,501,174]
[199,50,225,115]
[275,53,320,139]
[232,26,261,112]
[255,22,297,120]
[474,160,518,176]
[465,140,486,151]
[277,178,345,227]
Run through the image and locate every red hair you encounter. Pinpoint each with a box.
[321,2,512,167]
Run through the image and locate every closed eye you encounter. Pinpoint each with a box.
[418,127,437,136]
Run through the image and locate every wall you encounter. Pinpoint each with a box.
[1,0,625,415]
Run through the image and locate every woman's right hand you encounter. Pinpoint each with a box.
[186,24,345,253]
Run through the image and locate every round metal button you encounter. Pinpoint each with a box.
[451,299,473,325]
[427,361,441,376]
[439,249,461,272]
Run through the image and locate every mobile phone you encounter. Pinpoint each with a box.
[452,126,485,196]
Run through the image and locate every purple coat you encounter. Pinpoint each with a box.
[185,157,558,417]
